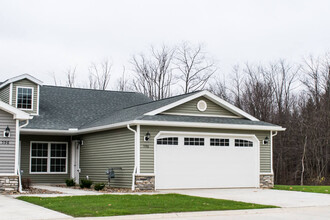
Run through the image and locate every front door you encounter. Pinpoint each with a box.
[71,141,80,184]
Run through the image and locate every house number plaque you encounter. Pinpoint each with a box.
[1,141,10,145]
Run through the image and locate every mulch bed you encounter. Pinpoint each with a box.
[1,187,63,195]
[55,185,154,193]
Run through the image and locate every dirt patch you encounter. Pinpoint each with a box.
[55,185,154,193]
[1,187,63,195]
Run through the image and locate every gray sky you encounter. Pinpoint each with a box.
[0,0,329,88]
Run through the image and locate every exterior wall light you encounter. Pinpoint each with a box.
[4,126,10,137]
[144,131,151,141]
[263,136,269,145]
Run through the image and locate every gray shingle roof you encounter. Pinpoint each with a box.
[26,86,279,131]
[26,86,151,130]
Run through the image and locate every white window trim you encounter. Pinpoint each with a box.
[29,141,68,174]
[16,86,34,111]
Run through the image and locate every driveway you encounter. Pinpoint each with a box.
[163,188,330,208]
[0,194,71,220]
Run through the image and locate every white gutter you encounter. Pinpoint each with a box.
[21,120,285,135]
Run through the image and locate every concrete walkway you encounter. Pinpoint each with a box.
[29,185,103,197]
[59,206,330,220]
[0,194,72,220]
[164,188,330,208]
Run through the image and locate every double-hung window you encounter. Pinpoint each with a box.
[17,87,33,110]
[30,142,68,174]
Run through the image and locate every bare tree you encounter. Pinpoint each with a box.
[175,42,217,93]
[131,45,175,100]
[117,66,130,91]
[65,66,77,88]
[88,59,112,90]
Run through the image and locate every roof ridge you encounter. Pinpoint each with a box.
[43,85,140,94]
[120,90,202,110]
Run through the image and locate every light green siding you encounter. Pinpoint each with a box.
[163,96,238,117]
[0,110,16,174]
[140,126,271,174]
[79,128,135,188]
[12,79,39,115]
[0,85,10,104]
[20,135,71,183]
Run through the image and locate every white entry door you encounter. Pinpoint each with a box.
[71,141,80,184]
[155,132,260,189]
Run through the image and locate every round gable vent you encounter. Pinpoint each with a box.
[197,100,207,112]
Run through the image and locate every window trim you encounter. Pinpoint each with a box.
[29,141,68,174]
[16,86,34,110]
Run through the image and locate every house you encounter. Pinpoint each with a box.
[0,74,285,192]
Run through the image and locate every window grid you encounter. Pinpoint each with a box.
[17,87,33,109]
[235,139,253,147]
[30,142,67,173]
[157,137,178,145]
[184,138,205,146]
[210,138,230,146]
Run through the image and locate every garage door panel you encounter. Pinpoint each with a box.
[155,135,259,189]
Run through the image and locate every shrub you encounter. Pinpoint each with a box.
[21,178,31,189]
[80,179,93,188]
[94,183,105,191]
[65,179,76,187]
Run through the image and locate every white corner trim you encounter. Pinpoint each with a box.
[0,74,43,89]
[0,100,32,120]
[9,83,13,105]
[36,85,40,115]
[144,91,260,121]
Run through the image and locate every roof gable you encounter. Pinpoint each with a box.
[0,74,43,89]
[144,91,259,121]
[162,96,240,118]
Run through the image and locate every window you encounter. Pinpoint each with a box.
[17,87,33,109]
[235,139,253,147]
[210,138,229,146]
[30,142,68,173]
[157,137,178,145]
[184,137,205,146]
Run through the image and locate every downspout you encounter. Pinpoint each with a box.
[127,124,138,191]
[271,131,278,176]
[17,119,30,192]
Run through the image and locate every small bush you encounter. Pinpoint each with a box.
[80,179,93,188]
[65,179,76,187]
[21,178,32,189]
[94,183,106,191]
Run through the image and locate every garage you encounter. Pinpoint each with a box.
[155,132,260,189]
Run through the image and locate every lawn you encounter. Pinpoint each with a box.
[18,193,277,217]
[274,185,330,194]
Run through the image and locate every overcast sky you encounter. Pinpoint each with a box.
[0,0,329,88]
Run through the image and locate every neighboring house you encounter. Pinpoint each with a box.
[0,74,285,192]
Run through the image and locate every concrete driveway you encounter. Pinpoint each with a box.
[0,194,71,220]
[163,188,330,208]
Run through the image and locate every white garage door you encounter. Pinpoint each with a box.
[155,132,260,189]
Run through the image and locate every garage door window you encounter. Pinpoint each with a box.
[210,138,229,146]
[184,138,205,146]
[235,139,253,147]
[157,137,178,145]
